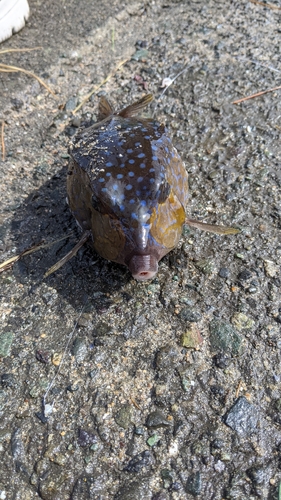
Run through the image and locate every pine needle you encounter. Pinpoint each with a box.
[0,63,56,96]
[0,46,42,55]
[232,85,281,104]
[249,0,281,10]
[0,233,74,273]
[44,231,91,278]
[0,46,56,96]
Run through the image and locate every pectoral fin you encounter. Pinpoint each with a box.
[118,94,153,117]
[44,231,91,278]
[98,97,114,120]
[185,218,240,235]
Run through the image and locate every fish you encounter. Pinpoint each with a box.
[45,94,239,281]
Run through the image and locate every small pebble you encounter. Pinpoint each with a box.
[209,169,221,180]
[231,312,255,330]
[36,350,50,364]
[44,404,53,416]
[218,267,229,278]
[0,332,14,357]
[237,269,252,281]
[131,48,149,61]
[213,353,231,369]
[77,429,97,447]
[181,326,203,348]
[71,337,88,362]
[178,370,195,392]
[223,166,239,185]
[180,307,202,323]
[52,353,62,366]
[146,410,172,429]
[89,369,99,379]
[185,471,202,496]
[211,438,225,451]
[115,404,132,429]
[66,383,79,392]
[223,396,258,436]
[77,316,89,327]
[1,373,17,389]
[155,345,179,370]
[247,466,268,485]
[263,259,279,278]
[214,460,225,472]
[147,434,160,447]
[160,468,175,489]
[209,320,242,355]
[65,96,78,111]
[235,253,245,260]
[194,258,215,275]
[134,426,145,435]
[71,117,81,128]
[124,450,153,473]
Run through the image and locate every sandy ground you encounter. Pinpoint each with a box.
[0,0,281,498]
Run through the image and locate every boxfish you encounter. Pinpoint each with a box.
[45,94,239,280]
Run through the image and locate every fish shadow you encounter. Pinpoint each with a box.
[10,167,132,310]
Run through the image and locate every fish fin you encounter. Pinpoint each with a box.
[118,94,153,117]
[98,96,114,120]
[44,231,91,278]
[185,218,240,235]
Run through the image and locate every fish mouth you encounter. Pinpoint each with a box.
[128,254,158,281]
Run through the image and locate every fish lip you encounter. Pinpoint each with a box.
[133,270,157,281]
[128,254,158,281]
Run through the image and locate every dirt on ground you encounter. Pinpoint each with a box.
[0,0,281,499]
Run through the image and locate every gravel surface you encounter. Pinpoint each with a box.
[0,0,281,499]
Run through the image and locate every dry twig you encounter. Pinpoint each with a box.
[44,231,91,278]
[0,233,74,273]
[232,85,281,104]
[249,0,281,10]
[130,397,142,410]
[0,63,56,96]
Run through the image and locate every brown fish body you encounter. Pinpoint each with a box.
[67,94,189,280]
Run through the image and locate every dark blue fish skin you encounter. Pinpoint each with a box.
[67,94,189,280]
